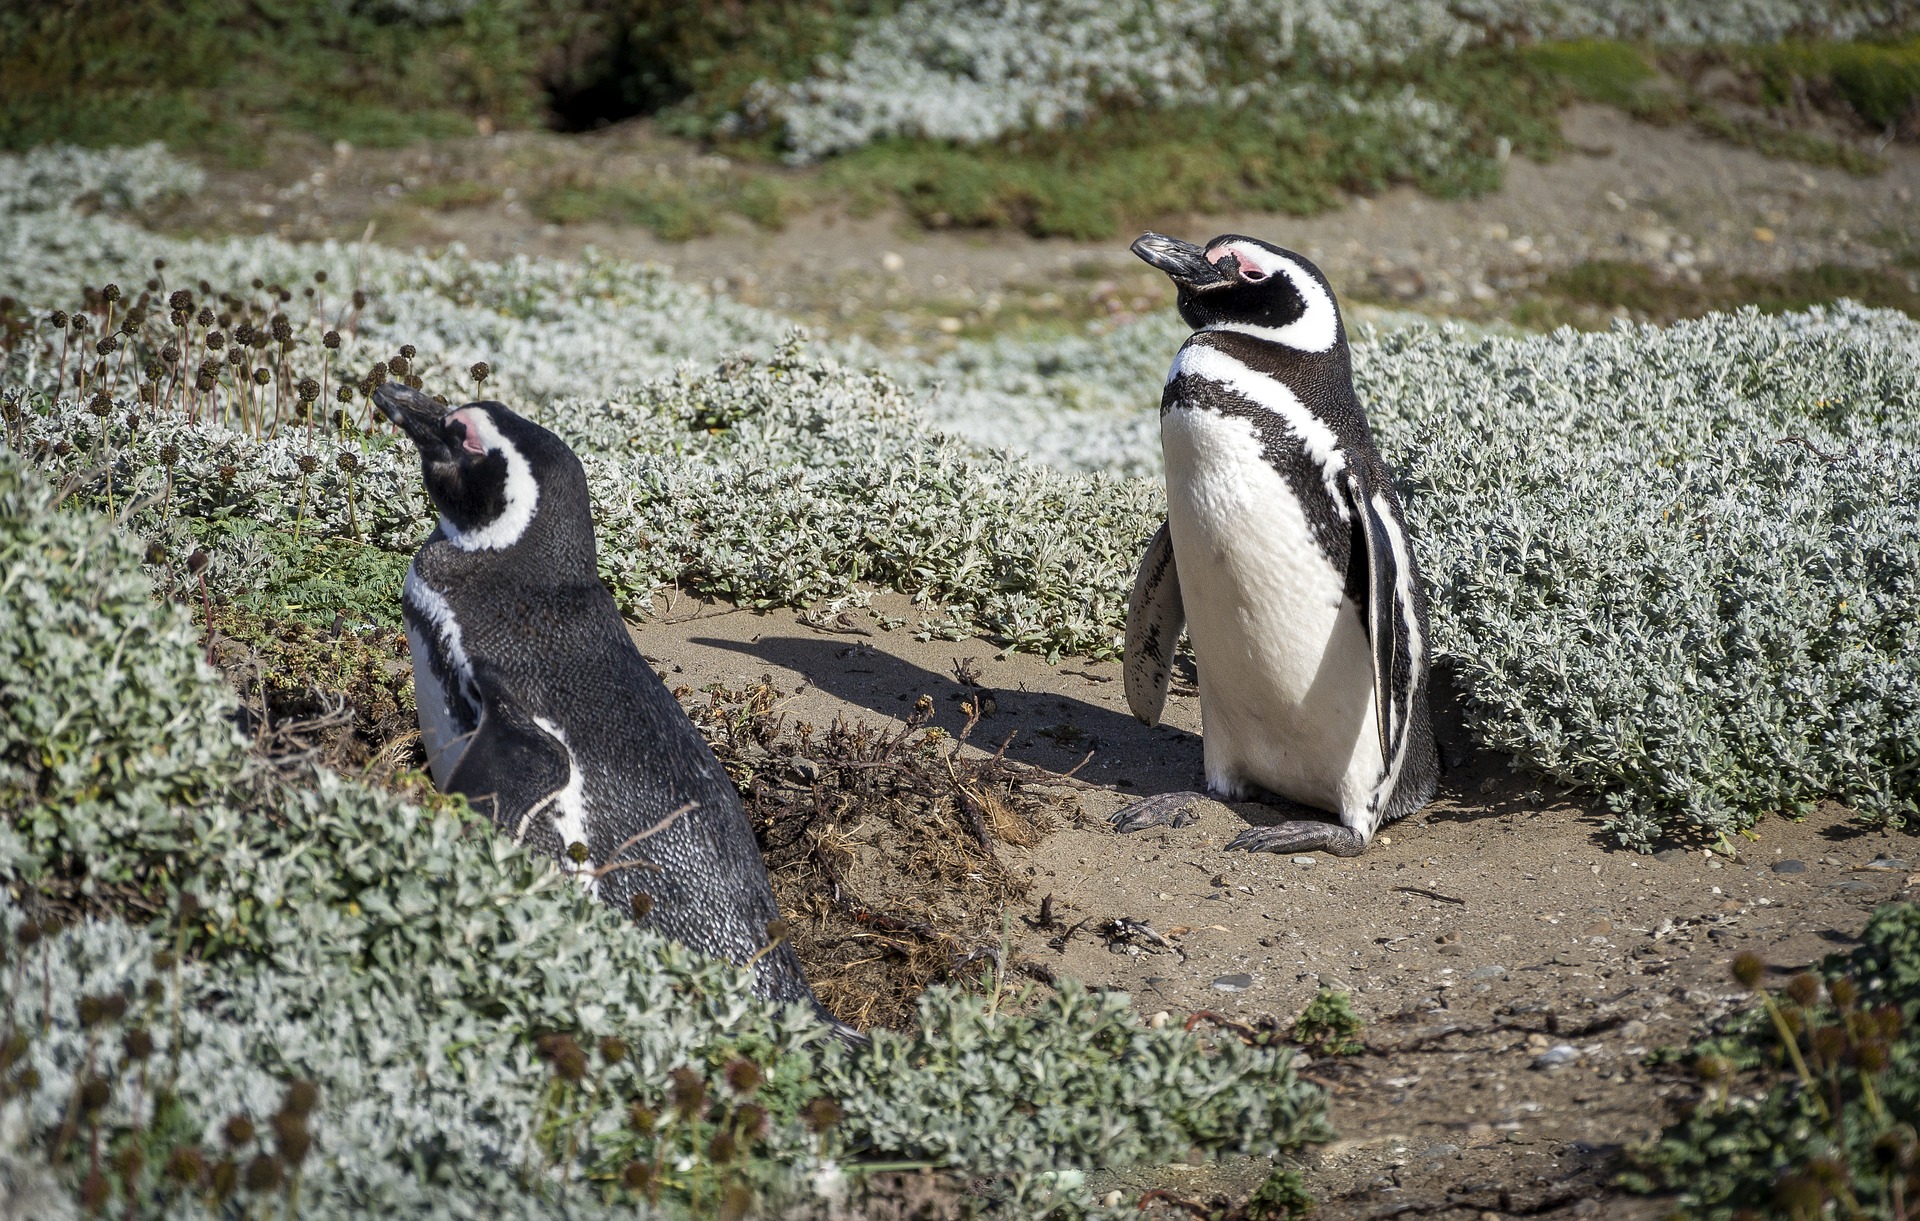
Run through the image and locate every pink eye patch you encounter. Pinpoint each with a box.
[1206,245,1267,281]
[447,408,490,455]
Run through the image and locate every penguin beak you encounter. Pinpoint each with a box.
[374,383,453,458]
[1131,232,1233,290]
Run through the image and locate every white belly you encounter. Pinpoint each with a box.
[1162,407,1384,824]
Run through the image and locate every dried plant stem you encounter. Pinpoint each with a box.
[1764,994,1828,1122]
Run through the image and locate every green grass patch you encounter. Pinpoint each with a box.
[534,171,801,239]
[1692,103,1888,174]
[811,52,1563,240]
[1523,39,1689,123]
[1750,38,1920,130]
[405,179,506,212]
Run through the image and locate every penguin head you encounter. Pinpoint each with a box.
[374,383,592,562]
[1131,232,1342,353]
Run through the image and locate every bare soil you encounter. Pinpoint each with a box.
[628,592,1917,1220]
[152,107,1920,345]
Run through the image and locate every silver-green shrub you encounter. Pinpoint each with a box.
[755,0,1916,159]
[0,450,1328,1216]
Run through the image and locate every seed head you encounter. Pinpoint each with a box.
[1692,1054,1732,1082]
[766,918,790,944]
[145,360,165,380]
[143,979,164,1002]
[48,309,67,327]
[253,367,271,386]
[103,283,122,302]
[79,1076,110,1113]
[337,384,355,402]
[153,258,166,270]
[736,1102,768,1141]
[252,278,265,291]
[78,995,107,1027]
[1830,976,1859,1010]
[169,290,192,311]
[233,321,255,346]
[244,1154,284,1193]
[627,1103,656,1132]
[469,361,490,386]
[599,1036,627,1064]
[622,1160,652,1192]
[197,307,215,327]
[124,1027,155,1060]
[161,343,179,362]
[670,1067,706,1120]
[226,347,244,368]
[297,377,320,403]
[324,329,341,349]
[1730,952,1764,990]
[15,920,40,947]
[708,1129,737,1164]
[1786,973,1820,1007]
[1812,1025,1848,1061]
[206,330,225,351]
[271,1111,311,1164]
[271,315,293,343]
[283,1079,319,1117]
[567,841,589,864]
[314,270,328,283]
[71,313,89,332]
[536,1033,588,1082]
[352,290,367,309]
[103,992,128,1021]
[303,286,314,299]
[188,549,210,576]
[388,356,409,376]
[223,1114,256,1148]
[337,452,358,473]
[95,335,118,355]
[399,343,416,359]
[296,454,319,475]
[630,892,654,919]
[145,540,167,565]
[725,1058,761,1095]
[217,464,236,485]
[164,1146,208,1186]
[210,1158,238,1198]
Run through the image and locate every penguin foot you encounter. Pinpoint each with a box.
[1226,822,1368,857]
[1108,791,1207,834]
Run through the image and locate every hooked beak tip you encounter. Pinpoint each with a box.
[1130,232,1230,288]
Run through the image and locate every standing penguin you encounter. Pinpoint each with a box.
[1113,233,1437,856]
[373,383,826,1013]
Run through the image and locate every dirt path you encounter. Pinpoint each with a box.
[157,107,1920,344]
[631,593,1914,1219]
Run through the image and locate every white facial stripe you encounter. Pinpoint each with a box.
[441,409,539,551]
[1202,243,1340,353]
[532,715,598,898]
[403,565,479,786]
[1167,343,1348,511]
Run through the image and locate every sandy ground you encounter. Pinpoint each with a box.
[631,592,1915,1219]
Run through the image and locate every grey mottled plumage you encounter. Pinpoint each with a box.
[374,383,822,1011]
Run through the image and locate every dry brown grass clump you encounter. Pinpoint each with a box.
[685,679,1076,1029]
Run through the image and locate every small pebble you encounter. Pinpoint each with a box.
[1422,1143,1460,1159]
[1210,973,1253,992]
[1291,856,1317,868]
[1865,858,1909,871]
[1467,965,1508,980]
[1771,859,1806,874]
[1532,1044,1580,1069]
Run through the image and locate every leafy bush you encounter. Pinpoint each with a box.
[1624,902,1920,1218]
[0,450,1331,1216]
[1751,38,1920,131]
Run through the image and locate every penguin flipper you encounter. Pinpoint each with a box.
[1345,469,1413,768]
[1123,520,1184,727]
[444,663,571,849]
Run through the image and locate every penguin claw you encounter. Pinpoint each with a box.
[1108,791,1206,834]
[1226,822,1369,857]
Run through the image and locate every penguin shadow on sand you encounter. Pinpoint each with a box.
[688,634,1204,796]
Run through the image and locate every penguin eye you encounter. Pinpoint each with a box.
[1240,266,1269,282]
